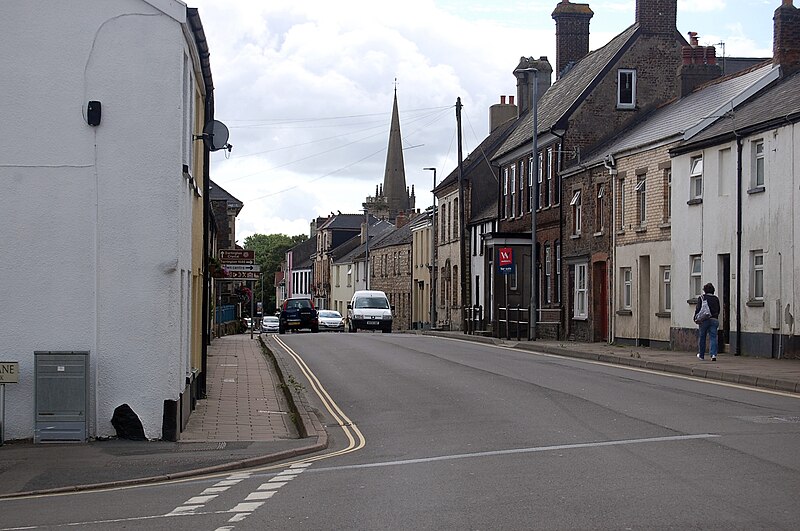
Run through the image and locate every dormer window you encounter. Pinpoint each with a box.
[617,69,636,109]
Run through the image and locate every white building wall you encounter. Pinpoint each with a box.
[0,0,197,440]
[615,241,672,344]
[672,123,799,354]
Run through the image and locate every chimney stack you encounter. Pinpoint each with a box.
[636,0,677,36]
[774,0,800,76]
[678,32,721,96]
[489,95,518,132]
[552,0,594,80]
[514,56,553,117]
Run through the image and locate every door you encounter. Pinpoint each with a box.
[719,254,730,353]
[638,256,651,347]
[592,261,608,342]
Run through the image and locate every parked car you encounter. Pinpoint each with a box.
[279,297,319,334]
[318,310,345,332]
[261,315,280,333]
[347,290,393,333]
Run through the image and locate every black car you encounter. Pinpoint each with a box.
[279,297,319,334]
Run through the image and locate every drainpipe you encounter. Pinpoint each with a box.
[735,136,742,355]
[604,154,618,344]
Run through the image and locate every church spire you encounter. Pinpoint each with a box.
[382,85,409,220]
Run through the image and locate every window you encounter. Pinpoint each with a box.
[335,265,340,287]
[453,198,459,239]
[510,264,517,290]
[751,250,764,300]
[518,160,525,215]
[527,155,533,212]
[453,265,458,305]
[503,168,509,219]
[690,255,702,297]
[541,148,551,208]
[544,244,551,304]
[537,152,544,210]
[617,69,636,109]
[346,266,352,287]
[595,184,605,232]
[555,241,562,302]
[621,267,632,309]
[635,175,646,226]
[663,169,672,222]
[553,145,561,205]
[690,156,703,200]
[570,190,582,236]
[574,263,588,318]
[660,266,671,312]
[617,178,625,229]
[753,140,765,187]
[509,165,517,218]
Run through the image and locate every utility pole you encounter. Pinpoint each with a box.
[456,97,467,333]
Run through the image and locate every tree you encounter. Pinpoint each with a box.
[244,233,308,313]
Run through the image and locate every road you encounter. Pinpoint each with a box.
[2,333,800,530]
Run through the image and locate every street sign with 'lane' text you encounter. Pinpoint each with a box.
[225,264,261,272]
[0,362,19,383]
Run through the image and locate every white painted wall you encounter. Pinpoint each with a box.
[0,0,199,440]
[671,123,799,346]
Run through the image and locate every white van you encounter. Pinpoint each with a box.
[347,290,393,333]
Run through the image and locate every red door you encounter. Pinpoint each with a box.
[592,262,608,342]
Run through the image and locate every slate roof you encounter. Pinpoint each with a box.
[334,221,395,264]
[370,220,414,250]
[494,24,640,159]
[209,180,242,207]
[677,69,800,149]
[470,200,497,225]
[319,213,377,231]
[572,62,777,170]
[289,236,316,269]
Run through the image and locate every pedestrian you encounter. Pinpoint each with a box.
[694,282,721,361]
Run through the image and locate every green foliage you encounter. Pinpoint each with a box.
[244,233,308,312]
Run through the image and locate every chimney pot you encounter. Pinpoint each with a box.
[509,95,514,105]
[501,95,506,104]
[688,31,699,47]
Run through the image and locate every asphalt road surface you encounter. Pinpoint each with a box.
[2,333,799,530]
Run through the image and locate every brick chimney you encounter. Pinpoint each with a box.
[395,212,409,229]
[774,0,800,76]
[636,0,677,36]
[678,32,721,96]
[489,95,518,132]
[514,56,553,117]
[552,0,594,80]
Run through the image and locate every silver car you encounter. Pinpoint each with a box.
[318,310,344,332]
[261,315,280,333]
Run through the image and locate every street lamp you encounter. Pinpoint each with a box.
[519,67,538,341]
[424,167,437,329]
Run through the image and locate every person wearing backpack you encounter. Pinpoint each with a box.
[694,282,721,361]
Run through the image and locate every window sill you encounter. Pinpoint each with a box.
[747,186,765,195]
[658,222,671,230]
[687,198,703,206]
[593,231,604,237]
[635,226,647,234]
[687,298,699,305]
[746,299,765,307]
[655,311,671,318]
[570,234,581,240]
[573,315,588,321]
[616,309,632,316]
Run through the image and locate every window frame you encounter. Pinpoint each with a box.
[690,255,702,298]
[570,190,582,236]
[595,183,605,233]
[663,168,672,222]
[635,175,646,226]
[621,267,632,310]
[661,266,671,312]
[753,139,765,188]
[751,250,764,301]
[574,262,588,319]
[617,69,636,109]
[690,156,703,200]
[544,243,552,304]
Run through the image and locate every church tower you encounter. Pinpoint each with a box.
[364,87,415,222]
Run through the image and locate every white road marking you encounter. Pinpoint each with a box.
[165,505,203,515]
[214,479,243,486]
[257,481,286,490]
[229,502,264,512]
[202,486,230,494]
[245,491,275,501]
[186,495,217,504]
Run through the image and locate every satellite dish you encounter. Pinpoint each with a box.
[202,120,230,152]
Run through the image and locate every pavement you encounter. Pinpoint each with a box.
[1,330,798,499]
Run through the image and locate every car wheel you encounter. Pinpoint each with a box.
[279,326,285,335]
[382,327,392,333]
[312,325,319,333]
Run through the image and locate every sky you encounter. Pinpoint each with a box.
[189,0,776,244]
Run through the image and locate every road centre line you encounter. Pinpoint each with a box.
[304,433,720,474]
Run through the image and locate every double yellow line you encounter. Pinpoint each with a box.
[268,336,366,466]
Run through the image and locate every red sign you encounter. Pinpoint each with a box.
[498,247,513,266]
[220,249,255,264]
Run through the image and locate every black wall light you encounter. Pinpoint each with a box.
[87,101,101,126]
